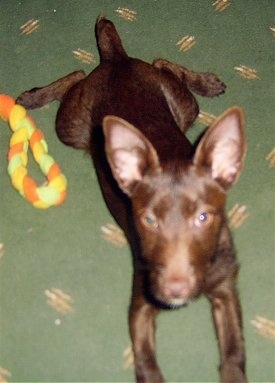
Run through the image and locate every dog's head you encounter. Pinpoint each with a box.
[103,108,246,308]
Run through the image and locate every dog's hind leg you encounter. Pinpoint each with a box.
[153,58,226,98]
[16,70,92,150]
[16,70,86,109]
[156,64,199,133]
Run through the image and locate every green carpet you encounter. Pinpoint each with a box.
[0,1,274,382]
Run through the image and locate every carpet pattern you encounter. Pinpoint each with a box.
[0,1,274,382]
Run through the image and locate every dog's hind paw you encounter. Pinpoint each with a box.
[200,72,226,97]
[16,88,44,109]
[187,71,226,97]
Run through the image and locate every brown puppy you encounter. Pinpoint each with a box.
[17,17,247,383]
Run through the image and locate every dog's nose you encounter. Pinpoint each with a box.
[164,278,191,300]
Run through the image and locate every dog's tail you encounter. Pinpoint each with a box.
[96,16,128,62]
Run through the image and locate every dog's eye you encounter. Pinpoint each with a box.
[141,213,158,230]
[195,212,214,227]
[199,212,208,222]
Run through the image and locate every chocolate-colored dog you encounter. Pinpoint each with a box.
[17,17,247,383]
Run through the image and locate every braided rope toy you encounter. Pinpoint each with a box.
[0,94,67,208]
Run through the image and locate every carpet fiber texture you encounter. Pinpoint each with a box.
[0,1,274,382]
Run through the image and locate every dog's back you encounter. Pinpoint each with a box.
[80,18,198,163]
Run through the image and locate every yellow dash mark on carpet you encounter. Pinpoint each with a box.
[198,111,217,126]
[122,344,134,370]
[228,203,249,228]
[234,65,260,80]
[20,19,40,35]
[0,367,11,383]
[177,35,196,52]
[101,223,127,247]
[45,288,74,314]
[0,243,4,258]
[115,7,137,21]
[73,49,96,64]
[266,147,275,167]
[251,317,275,341]
[212,0,231,12]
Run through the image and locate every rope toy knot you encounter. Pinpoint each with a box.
[0,94,67,208]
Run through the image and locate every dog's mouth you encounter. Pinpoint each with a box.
[153,290,192,309]
[159,296,189,310]
[144,287,189,310]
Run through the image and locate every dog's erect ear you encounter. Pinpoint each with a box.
[103,116,160,196]
[194,107,246,190]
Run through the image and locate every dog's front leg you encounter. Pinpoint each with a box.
[208,275,247,383]
[129,271,164,383]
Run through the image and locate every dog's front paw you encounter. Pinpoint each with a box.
[220,363,248,383]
